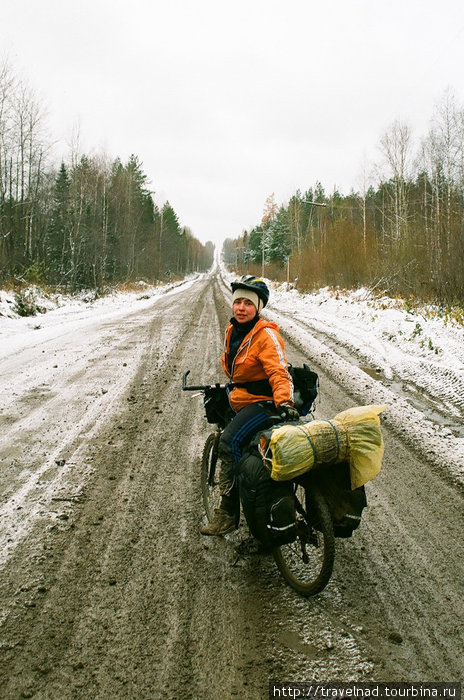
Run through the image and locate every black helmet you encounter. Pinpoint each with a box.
[231,275,270,308]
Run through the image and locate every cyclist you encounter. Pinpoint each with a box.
[200,275,299,536]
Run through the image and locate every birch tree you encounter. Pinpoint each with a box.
[379,120,412,248]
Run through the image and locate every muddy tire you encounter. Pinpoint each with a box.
[200,432,222,520]
[273,483,335,596]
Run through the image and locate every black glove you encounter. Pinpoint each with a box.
[278,402,299,421]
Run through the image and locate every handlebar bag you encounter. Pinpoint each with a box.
[203,386,230,426]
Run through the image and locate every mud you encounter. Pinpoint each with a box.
[0,272,463,698]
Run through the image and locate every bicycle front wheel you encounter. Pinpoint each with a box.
[200,432,222,521]
[273,483,335,596]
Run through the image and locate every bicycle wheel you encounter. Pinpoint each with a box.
[200,432,222,520]
[273,482,335,596]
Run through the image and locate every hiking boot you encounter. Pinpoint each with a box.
[200,508,236,536]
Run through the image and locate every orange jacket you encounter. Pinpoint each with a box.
[222,317,294,412]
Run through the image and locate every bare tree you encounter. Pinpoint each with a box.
[0,61,16,272]
[379,120,412,247]
[67,119,83,171]
[0,64,48,272]
[357,155,374,254]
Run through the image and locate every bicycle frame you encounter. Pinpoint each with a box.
[182,369,335,596]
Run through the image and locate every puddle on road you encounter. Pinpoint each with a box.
[277,629,320,659]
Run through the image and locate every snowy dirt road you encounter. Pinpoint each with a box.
[0,272,463,698]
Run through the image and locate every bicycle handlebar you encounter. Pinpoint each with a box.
[182,370,229,392]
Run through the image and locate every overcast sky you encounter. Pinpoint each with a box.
[2,0,464,246]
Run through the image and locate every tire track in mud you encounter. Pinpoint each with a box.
[273,349,464,683]
[0,283,208,685]
[0,278,272,698]
[0,281,211,567]
[272,305,464,434]
[216,271,464,682]
[0,273,463,699]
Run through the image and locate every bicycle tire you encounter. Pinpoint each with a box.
[273,482,335,596]
[200,432,221,520]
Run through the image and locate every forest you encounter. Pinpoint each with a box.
[0,61,214,292]
[3,53,463,306]
[223,92,464,305]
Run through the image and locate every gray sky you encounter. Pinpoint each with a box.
[2,0,464,246]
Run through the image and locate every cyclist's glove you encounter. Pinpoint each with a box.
[278,402,300,421]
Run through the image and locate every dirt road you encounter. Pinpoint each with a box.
[0,272,463,699]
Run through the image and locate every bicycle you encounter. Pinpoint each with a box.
[182,370,335,596]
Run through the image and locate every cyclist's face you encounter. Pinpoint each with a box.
[233,297,257,324]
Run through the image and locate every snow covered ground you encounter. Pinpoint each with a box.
[0,277,200,333]
[2,269,464,486]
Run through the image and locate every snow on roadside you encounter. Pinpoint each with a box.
[266,306,464,483]
[0,276,201,358]
[221,266,464,483]
[272,284,464,414]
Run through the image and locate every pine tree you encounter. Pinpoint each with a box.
[46,162,71,283]
[267,206,290,263]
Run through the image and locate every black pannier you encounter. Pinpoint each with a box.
[310,461,367,537]
[289,363,319,416]
[237,454,366,547]
[237,448,296,550]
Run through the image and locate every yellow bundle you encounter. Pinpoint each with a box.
[260,405,387,489]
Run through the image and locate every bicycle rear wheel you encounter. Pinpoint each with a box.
[200,432,221,520]
[273,482,335,596]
